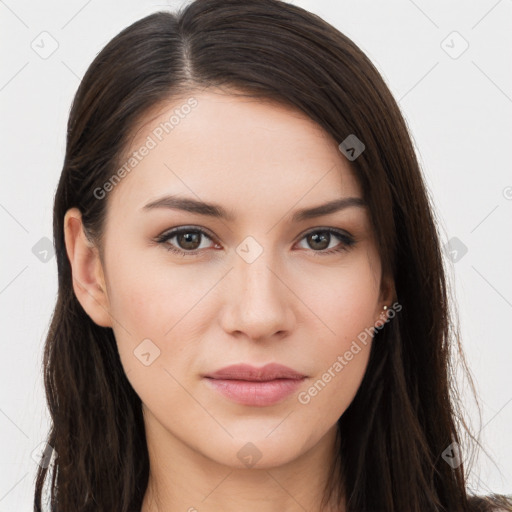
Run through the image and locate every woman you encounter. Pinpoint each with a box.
[33,0,511,510]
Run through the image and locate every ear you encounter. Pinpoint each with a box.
[63,207,113,328]
[374,270,396,326]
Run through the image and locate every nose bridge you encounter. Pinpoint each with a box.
[221,238,294,338]
[239,249,279,298]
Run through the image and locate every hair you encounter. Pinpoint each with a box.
[34,0,511,511]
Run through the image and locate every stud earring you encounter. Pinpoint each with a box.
[379,305,389,319]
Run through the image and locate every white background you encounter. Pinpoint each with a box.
[1,0,511,509]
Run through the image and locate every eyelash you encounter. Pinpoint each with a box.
[154,226,356,258]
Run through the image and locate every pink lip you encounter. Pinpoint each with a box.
[203,363,307,407]
[204,363,306,381]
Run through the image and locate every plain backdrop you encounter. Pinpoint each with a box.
[1,0,511,509]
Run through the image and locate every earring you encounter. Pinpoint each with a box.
[375,305,389,328]
[379,305,389,319]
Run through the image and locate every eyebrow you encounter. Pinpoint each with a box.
[142,194,366,222]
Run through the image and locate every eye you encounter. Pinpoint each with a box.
[154,226,356,257]
[295,228,356,256]
[154,227,219,257]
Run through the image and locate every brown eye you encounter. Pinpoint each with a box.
[296,228,355,255]
[176,231,202,250]
[306,231,330,250]
[155,227,218,256]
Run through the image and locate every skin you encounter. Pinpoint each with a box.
[64,89,394,512]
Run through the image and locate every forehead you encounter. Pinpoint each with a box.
[107,89,363,219]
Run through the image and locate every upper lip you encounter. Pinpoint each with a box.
[204,363,306,381]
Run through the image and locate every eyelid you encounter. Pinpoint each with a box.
[295,225,353,241]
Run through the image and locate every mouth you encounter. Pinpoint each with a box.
[203,362,306,381]
[203,376,306,406]
[203,363,307,406]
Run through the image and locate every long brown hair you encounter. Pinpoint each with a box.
[34,1,511,510]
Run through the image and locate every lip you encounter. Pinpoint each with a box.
[204,363,306,381]
[203,363,307,407]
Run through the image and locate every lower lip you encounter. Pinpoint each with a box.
[204,377,306,406]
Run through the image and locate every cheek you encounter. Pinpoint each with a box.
[304,254,380,342]
[299,325,373,427]
[103,251,173,370]
[105,263,192,411]
[104,251,219,387]
[296,257,379,415]
[106,249,212,337]
[305,350,371,439]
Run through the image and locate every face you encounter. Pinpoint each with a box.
[65,89,393,470]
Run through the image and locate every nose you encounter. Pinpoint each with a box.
[218,247,296,342]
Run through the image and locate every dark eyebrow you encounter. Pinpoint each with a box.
[291,196,366,222]
[142,194,366,222]
[142,195,237,221]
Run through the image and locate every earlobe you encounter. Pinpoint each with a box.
[63,208,113,328]
[382,274,396,309]
[375,272,396,326]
